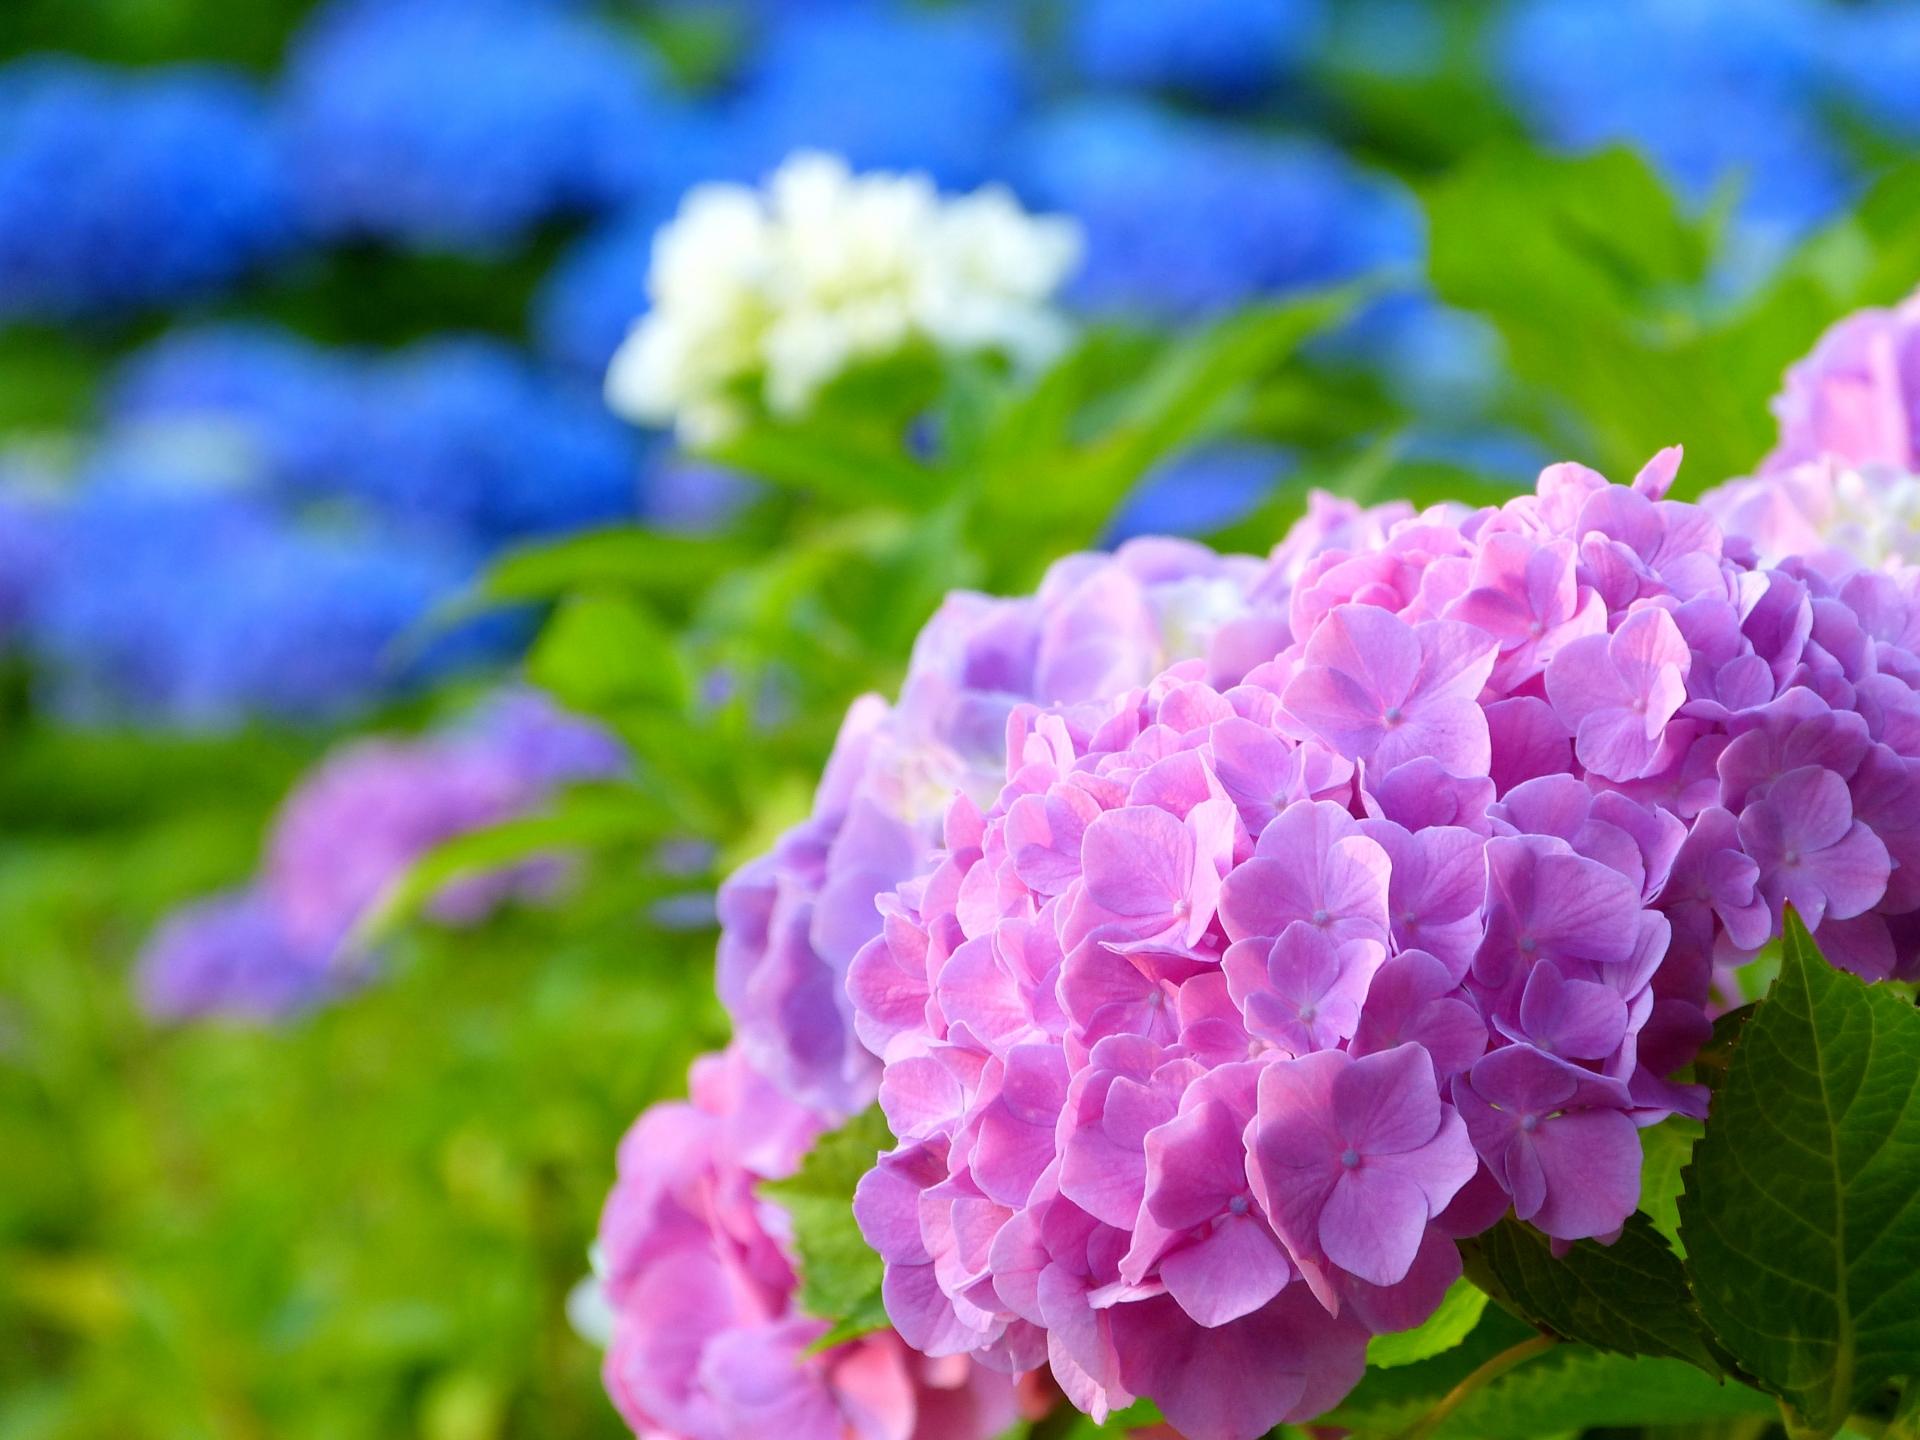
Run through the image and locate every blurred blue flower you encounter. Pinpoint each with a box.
[106,324,363,503]
[1337,293,1507,418]
[29,453,484,728]
[644,456,757,533]
[1066,0,1322,102]
[1496,0,1852,243]
[533,200,670,377]
[715,4,1028,186]
[1017,100,1419,318]
[0,59,293,323]
[0,472,59,646]
[1825,3,1920,139]
[284,0,677,253]
[1111,443,1294,540]
[341,337,645,547]
[107,327,646,550]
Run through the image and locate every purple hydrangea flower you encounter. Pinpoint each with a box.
[817,449,1920,1438]
[136,692,624,1022]
[715,525,1402,1118]
[596,1046,1027,1440]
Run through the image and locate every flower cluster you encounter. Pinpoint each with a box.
[604,152,1083,446]
[718,7,1029,191]
[11,323,658,727]
[0,59,293,322]
[283,0,671,252]
[822,451,1920,1439]
[26,467,478,729]
[715,512,1414,1119]
[111,324,645,551]
[1065,0,1322,104]
[138,693,624,1021]
[1016,100,1415,320]
[593,1045,1033,1440]
[1766,285,1920,474]
[1703,286,1920,575]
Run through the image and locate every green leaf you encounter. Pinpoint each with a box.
[1463,1212,1720,1372]
[969,288,1365,575]
[1367,1276,1490,1369]
[1637,1115,1704,1255]
[1330,1310,1771,1438]
[1678,911,1920,1436]
[1432,1348,1773,1438]
[527,592,691,715]
[477,526,745,606]
[706,419,944,510]
[350,783,668,946]
[762,1105,895,1347]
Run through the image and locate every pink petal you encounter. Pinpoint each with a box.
[1159,1217,1292,1328]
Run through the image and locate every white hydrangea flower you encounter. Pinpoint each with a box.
[605,152,1082,445]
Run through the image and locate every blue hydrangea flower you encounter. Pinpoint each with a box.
[341,338,644,547]
[1334,293,1507,418]
[1017,100,1419,318]
[283,0,676,252]
[105,324,364,503]
[29,454,482,729]
[533,200,673,377]
[0,59,293,322]
[1110,442,1295,540]
[1824,3,1920,139]
[1066,0,1322,102]
[0,471,59,646]
[1496,0,1851,242]
[106,327,646,550]
[714,5,1028,187]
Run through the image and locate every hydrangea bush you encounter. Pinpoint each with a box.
[588,285,1920,1440]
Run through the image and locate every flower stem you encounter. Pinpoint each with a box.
[1397,1334,1557,1440]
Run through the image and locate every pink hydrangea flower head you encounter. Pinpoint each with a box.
[596,1046,1023,1440]
[719,516,1407,1119]
[827,448,1920,1435]
[1767,287,1920,473]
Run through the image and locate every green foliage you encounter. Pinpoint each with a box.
[0,764,724,1439]
[1679,914,1920,1436]
[1464,1213,1720,1372]
[1637,1116,1704,1255]
[1422,1347,1776,1438]
[762,1105,895,1349]
[1330,1305,1774,1439]
[1424,148,1920,493]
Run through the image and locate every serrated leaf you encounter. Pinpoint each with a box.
[1464,1213,1720,1372]
[762,1105,895,1346]
[1638,1116,1704,1254]
[1367,1276,1489,1369]
[1679,912,1920,1436]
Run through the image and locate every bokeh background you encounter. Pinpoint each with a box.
[4,1,1920,1436]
